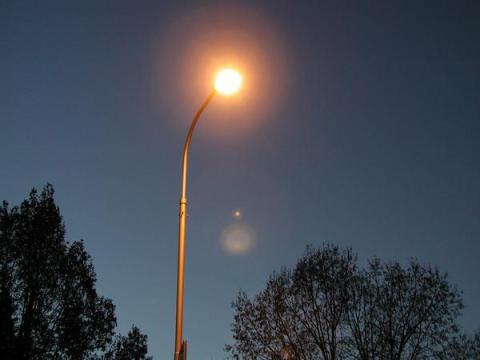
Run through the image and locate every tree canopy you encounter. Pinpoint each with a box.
[227,244,478,360]
[105,326,152,360]
[0,185,152,359]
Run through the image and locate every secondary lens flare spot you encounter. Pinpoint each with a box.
[232,209,242,219]
[220,223,255,255]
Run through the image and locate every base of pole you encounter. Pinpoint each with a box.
[180,341,187,360]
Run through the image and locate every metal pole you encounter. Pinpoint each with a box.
[174,91,216,360]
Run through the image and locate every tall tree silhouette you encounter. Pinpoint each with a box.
[227,244,471,360]
[346,259,463,359]
[0,185,152,359]
[226,245,357,360]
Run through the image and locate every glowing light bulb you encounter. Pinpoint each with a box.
[214,68,242,95]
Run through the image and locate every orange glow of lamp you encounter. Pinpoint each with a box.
[214,68,243,95]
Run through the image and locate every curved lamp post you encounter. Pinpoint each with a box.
[174,68,243,360]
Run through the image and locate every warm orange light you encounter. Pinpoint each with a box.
[214,68,242,95]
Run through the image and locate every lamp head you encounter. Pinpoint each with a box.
[214,68,242,96]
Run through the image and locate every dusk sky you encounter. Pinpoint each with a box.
[2,1,479,359]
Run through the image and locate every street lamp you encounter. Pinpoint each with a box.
[174,68,242,360]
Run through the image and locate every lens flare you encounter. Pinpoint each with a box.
[220,223,255,255]
[214,68,242,95]
[232,209,242,219]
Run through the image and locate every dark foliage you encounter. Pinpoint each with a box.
[346,259,464,359]
[227,244,472,360]
[440,330,480,359]
[0,185,152,359]
[104,326,152,360]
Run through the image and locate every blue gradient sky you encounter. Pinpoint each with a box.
[2,1,479,359]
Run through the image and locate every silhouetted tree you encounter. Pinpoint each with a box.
[0,185,152,359]
[227,244,470,360]
[345,259,463,359]
[0,266,17,358]
[104,326,152,360]
[440,330,480,359]
[0,198,20,358]
[226,245,356,360]
[293,246,356,360]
